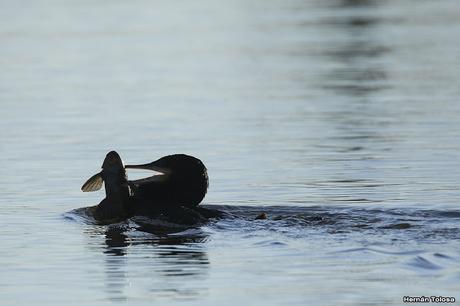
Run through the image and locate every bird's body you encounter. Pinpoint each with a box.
[127,154,209,209]
[81,151,220,225]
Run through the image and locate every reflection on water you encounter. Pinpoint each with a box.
[322,0,389,96]
[315,0,396,205]
[104,227,129,301]
[105,227,130,256]
[86,224,210,301]
[74,204,460,303]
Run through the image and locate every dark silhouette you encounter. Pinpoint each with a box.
[81,151,222,225]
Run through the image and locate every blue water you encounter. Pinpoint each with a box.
[1,0,459,305]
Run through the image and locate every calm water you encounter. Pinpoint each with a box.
[1,0,460,305]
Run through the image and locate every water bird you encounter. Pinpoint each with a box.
[81,151,221,224]
[125,154,208,208]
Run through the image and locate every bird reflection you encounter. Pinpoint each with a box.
[104,226,130,256]
[85,224,210,302]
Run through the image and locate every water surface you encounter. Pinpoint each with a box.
[1,0,460,305]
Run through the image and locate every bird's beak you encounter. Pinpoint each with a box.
[125,162,170,174]
[125,162,171,185]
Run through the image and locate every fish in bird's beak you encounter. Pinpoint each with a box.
[81,151,131,223]
[81,151,125,192]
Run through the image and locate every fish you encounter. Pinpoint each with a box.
[81,151,131,223]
